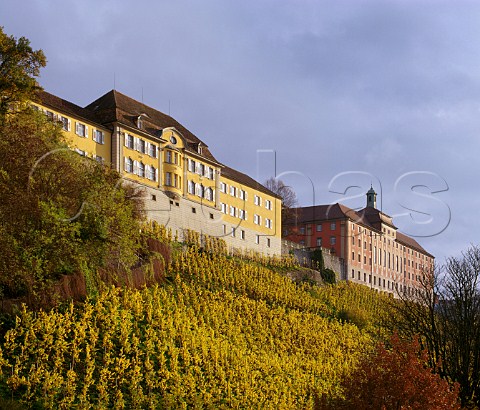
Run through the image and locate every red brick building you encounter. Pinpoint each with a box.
[284,188,434,296]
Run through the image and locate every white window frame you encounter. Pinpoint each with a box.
[254,195,261,206]
[93,129,105,144]
[220,182,227,193]
[75,122,87,138]
[265,199,272,210]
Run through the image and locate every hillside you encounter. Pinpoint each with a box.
[0,225,392,409]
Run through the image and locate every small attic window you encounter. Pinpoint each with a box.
[137,113,149,129]
[198,143,203,154]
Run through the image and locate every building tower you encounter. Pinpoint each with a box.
[366,185,377,208]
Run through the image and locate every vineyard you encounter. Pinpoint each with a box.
[0,226,392,409]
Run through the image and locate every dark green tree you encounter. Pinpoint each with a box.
[0,26,46,117]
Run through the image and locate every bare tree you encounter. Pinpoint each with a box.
[392,245,480,408]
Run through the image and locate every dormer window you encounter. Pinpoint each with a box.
[198,143,203,154]
[137,113,148,129]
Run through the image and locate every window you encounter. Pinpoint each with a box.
[254,195,261,206]
[230,186,236,197]
[149,143,157,158]
[93,129,105,144]
[174,152,179,165]
[192,207,196,214]
[125,133,134,149]
[239,189,247,200]
[254,214,261,225]
[188,180,195,194]
[267,238,271,248]
[75,122,87,137]
[188,159,196,172]
[207,167,214,180]
[95,155,104,163]
[138,162,145,178]
[221,203,227,213]
[306,226,312,235]
[230,205,236,217]
[45,110,54,121]
[316,238,322,247]
[330,222,336,230]
[255,235,260,245]
[75,148,86,156]
[352,269,355,278]
[352,252,355,260]
[60,116,70,131]
[197,184,204,198]
[198,163,205,175]
[138,139,146,153]
[316,224,322,232]
[147,166,157,181]
[239,209,247,220]
[231,227,236,237]
[265,218,272,229]
[241,230,245,240]
[299,227,305,234]
[330,236,336,245]
[265,199,272,210]
[166,151,172,163]
[165,172,172,186]
[220,182,227,193]
[205,187,213,201]
[124,157,133,173]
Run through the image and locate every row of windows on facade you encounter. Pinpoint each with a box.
[351,249,426,273]
[350,270,424,295]
[351,223,427,259]
[124,133,158,158]
[298,222,336,235]
[124,157,158,181]
[352,238,427,267]
[220,203,273,228]
[220,183,272,209]
[34,107,105,144]
[188,181,214,201]
[298,236,336,247]
[74,149,104,163]
[222,225,272,247]
[187,159,215,180]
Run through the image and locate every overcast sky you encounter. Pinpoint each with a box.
[2,0,480,262]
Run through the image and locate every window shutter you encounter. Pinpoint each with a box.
[75,122,79,135]
[93,130,97,142]
[133,160,138,175]
[101,132,105,144]
[155,168,158,182]
[85,126,88,138]
[67,119,71,131]
[124,133,128,147]
[134,137,139,151]
[146,142,150,155]
[124,157,128,171]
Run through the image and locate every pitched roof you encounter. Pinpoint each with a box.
[396,232,433,258]
[33,90,99,123]
[85,90,218,162]
[289,203,370,225]
[288,202,432,256]
[221,165,281,199]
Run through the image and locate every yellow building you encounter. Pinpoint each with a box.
[33,89,282,255]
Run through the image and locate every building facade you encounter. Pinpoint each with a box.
[284,188,434,296]
[33,90,281,255]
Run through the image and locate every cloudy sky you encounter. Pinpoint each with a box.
[2,0,479,262]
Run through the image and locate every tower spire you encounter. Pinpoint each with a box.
[366,185,377,208]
